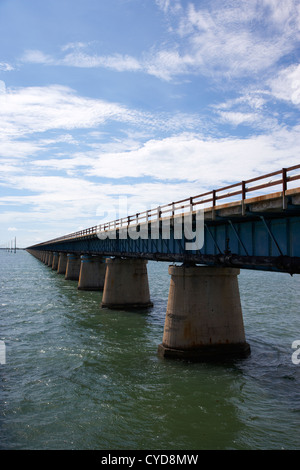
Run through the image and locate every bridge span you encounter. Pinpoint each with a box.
[27,165,300,361]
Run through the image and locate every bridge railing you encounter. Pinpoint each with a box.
[37,164,300,245]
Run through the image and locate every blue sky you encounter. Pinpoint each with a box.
[0,0,299,247]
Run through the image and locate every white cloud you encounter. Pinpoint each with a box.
[217,111,259,126]
[61,42,91,52]
[0,83,203,141]
[21,50,54,65]
[0,62,14,71]
[155,0,171,13]
[0,83,207,168]
[263,0,300,25]
[0,139,45,159]
[269,64,300,106]
[19,1,300,83]
[0,80,6,94]
[174,0,300,79]
[22,43,142,73]
[62,51,142,72]
[0,84,142,139]
[26,128,300,187]
[212,62,300,127]
[143,49,194,81]
[85,130,299,184]
[155,0,181,14]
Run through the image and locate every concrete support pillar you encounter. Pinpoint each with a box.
[78,255,106,291]
[47,252,53,267]
[52,252,59,270]
[65,253,81,281]
[101,258,153,309]
[158,265,250,361]
[43,252,49,264]
[57,253,68,274]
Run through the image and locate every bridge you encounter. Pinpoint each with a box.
[27,164,300,361]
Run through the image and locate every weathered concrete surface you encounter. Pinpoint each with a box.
[52,252,59,270]
[78,255,106,290]
[47,252,53,267]
[158,265,250,361]
[101,258,153,309]
[65,253,81,281]
[57,253,68,274]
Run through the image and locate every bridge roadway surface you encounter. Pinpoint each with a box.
[27,166,300,275]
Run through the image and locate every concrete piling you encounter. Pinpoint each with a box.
[57,253,68,274]
[47,252,53,267]
[27,249,252,362]
[65,253,81,281]
[158,265,250,361]
[78,255,106,291]
[101,258,153,309]
[52,252,59,270]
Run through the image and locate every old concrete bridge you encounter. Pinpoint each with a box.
[27,165,300,361]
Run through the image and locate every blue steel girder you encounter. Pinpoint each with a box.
[30,206,300,274]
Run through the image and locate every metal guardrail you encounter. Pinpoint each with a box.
[36,164,300,246]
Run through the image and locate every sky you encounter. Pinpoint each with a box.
[0,0,300,248]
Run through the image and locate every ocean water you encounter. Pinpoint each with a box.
[0,250,299,450]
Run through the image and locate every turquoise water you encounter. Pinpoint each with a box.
[0,250,299,450]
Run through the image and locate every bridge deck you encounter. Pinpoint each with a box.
[27,166,300,274]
